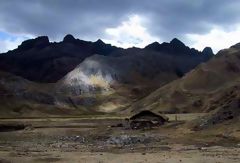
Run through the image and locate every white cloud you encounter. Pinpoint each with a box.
[0,38,25,53]
[187,25,240,53]
[103,15,160,48]
[0,31,34,53]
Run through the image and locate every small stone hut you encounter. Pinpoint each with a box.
[129,110,169,129]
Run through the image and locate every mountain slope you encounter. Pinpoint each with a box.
[0,71,96,117]
[129,43,240,117]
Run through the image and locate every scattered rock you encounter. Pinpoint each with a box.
[106,135,159,146]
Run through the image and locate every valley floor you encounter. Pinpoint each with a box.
[0,148,239,163]
[0,114,239,163]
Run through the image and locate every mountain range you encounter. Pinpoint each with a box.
[1,34,239,131]
[0,35,212,83]
[0,35,215,117]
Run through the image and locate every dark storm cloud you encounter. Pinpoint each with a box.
[0,0,240,41]
[0,0,130,39]
[142,0,240,40]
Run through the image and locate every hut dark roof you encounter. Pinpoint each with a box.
[130,110,169,121]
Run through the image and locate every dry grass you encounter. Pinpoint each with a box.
[0,113,239,163]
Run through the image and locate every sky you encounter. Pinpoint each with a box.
[1,0,240,53]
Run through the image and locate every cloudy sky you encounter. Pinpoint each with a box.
[0,0,240,53]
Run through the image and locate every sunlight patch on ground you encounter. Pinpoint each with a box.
[89,74,110,89]
[98,102,126,112]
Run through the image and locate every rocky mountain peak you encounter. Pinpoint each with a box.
[202,47,214,56]
[170,38,186,48]
[63,34,76,43]
[18,36,49,51]
[95,39,104,43]
[36,36,49,43]
[145,38,198,56]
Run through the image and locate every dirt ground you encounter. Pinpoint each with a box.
[0,114,239,163]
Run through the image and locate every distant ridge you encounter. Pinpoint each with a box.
[145,38,213,57]
[0,35,213,83]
